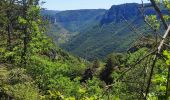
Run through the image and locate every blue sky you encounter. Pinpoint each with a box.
[40,0,149,11]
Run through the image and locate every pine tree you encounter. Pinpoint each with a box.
[100,57,114,84]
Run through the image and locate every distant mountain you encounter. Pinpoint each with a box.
[61,3,156,60]
[101,3,140,25]
[54,9,107,32]
[43,9,107,44]
[41,10,60,16]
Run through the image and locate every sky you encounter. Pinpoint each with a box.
[40,0,150,11]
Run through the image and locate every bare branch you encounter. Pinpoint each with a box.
[150,0,168,30]
[144,26,170,99]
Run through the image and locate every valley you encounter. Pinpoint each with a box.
[44,3,155,60]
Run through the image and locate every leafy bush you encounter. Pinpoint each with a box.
[4,83,40,100]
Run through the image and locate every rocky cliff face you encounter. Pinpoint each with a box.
[100,3,158,25]
[101,3,140,25]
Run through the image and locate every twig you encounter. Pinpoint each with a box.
[150,0,168,30]
[144,54,157,100]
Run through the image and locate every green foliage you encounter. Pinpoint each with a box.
[0,65,40,100]
[147,15,160,30]
[4,83,40,100]
[126,48,148,65]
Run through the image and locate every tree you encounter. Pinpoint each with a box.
[92,59,100,69]
[100,57,114,85]
[0,0,53,66]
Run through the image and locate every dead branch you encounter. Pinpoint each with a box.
[150,0,168,30]
[158,26,170,53]
[144,26,170,99]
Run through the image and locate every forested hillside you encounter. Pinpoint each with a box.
[62,3,155,60]
[1,0,170,100]
[43,9,106,44]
